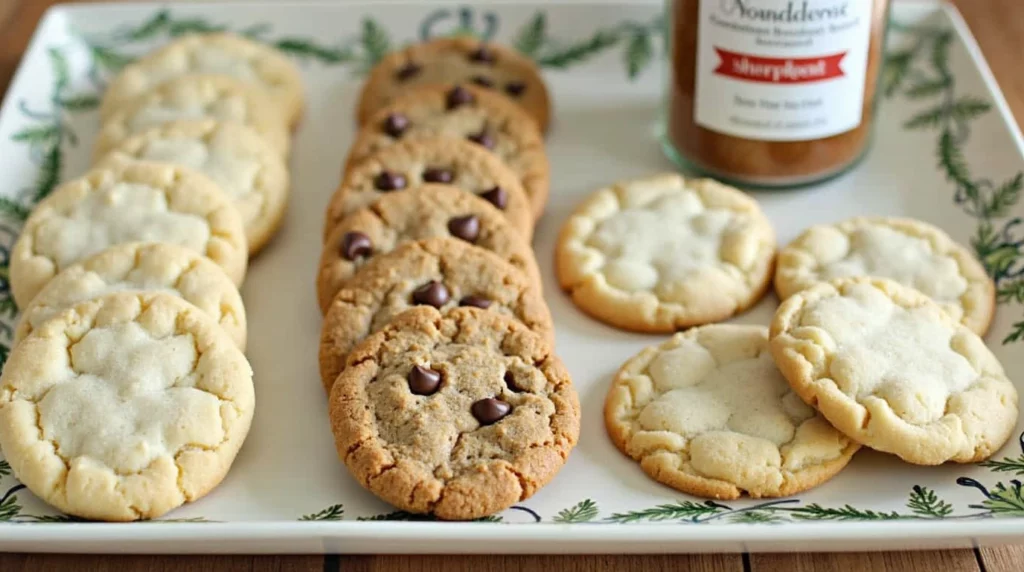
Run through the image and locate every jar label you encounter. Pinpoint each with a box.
[693,0,874,141]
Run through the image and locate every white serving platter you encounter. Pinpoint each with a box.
[1,0,1024,554]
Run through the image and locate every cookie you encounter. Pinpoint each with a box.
[355,37,551,132]
[100,32,304,128]
[0,292,255,521]
[14,242,247,350]
[774,217,995,335]
[98,119,290,255]
[319,237,553,393]
[605,324,859,499]
[345,84,550,218]
[94,74,290,160]
[770,277,1018,465]
[316,184,541,313]
[329,305,579,520]
[324,137,533,242]
[556,174,776,332]
[9,161,247,308]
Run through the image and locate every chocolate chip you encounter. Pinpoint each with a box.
[469,46,496,64]
[504,371,521,392]
[382,113,409,137]
[470,75,494,89]
[340,231,372,261]
[408,365,441,395]
[479,186,508,210]
[467,130,495,150]
[374,171,407,191]
[411,280,449,308]
[471,398,511,425]
[446,85,475,110]
[447,215,480,243]
[459,295,492,309]
[422,167,454,184]
[395,62,421,81]
[504,81,526,97]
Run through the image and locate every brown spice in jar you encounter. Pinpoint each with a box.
[667,0,891,185]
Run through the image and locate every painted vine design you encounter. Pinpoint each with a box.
[0,9,1022,525]
[884,21,1024,344]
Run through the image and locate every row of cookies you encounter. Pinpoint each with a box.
[314,38,580,520]
[556,173,1016,499]
[0,31,309,521]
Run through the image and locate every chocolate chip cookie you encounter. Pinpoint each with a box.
[355,37,551,132]
[318,237,553,393]
[329,305,580,520]
[324,137,534,241]
[346,84,550,218]
[316,184,541,313]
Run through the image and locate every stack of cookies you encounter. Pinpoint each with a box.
[557,173,1018,500]
[0,32,305,521]
[315,38,580,521]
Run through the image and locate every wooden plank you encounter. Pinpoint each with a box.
[343,554,743,572]
[750,550,980,572]
[952,0,1024,127]
[978,545,1024,572]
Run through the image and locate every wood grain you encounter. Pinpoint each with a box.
[0,0,1020,570]
[749,550,981,572]
[979,545,1024,572]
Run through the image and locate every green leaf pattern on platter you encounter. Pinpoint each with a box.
[1,8,1023,525]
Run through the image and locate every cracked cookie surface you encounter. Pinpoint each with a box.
[9,161,247,308]
[324,137,533,242]
[99,119,290,255]
[774,216,995,335]
[605,324,859,499]
[100,32,304,128]
[95,74,290,160]
[355,37,550,132]
[0,292,255,521]
[319,237,552,393]
[346,84,549,217]
[556,173,776,332]
[329,306,579,520]
[14,242,247,350]
[770,277,1018,465]
[316,184,540,313]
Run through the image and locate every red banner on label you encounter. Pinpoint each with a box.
[713,48,846,84]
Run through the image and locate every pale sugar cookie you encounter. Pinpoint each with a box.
[14,242,246,350]
[100,32,304,128]
[774,217,995,335]
[605,324,859,499]
[556,174,776,332]
[94,74,289,160]
[98,119,290,255]
[0,292,255,521]
[770,277,1018,465]
[9,161,247,308]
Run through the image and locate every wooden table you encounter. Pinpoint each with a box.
[1,0,1023,570]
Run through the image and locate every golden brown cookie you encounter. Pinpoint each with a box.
[346,84,549,217]
[355,37,551,132]
[329,306,579,520]
[316,184,541,313]
[318,237,553,393]
[324,137,534,242]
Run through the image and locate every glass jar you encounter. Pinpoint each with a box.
[663,0,891,187]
